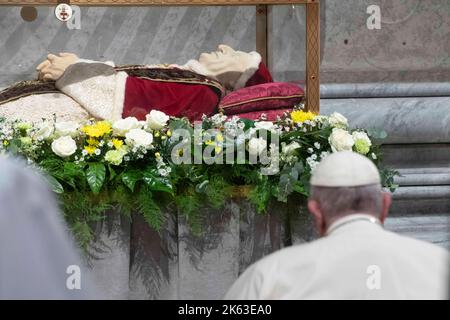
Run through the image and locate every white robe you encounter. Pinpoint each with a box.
[0,59,125,124]
[224,214,449,300]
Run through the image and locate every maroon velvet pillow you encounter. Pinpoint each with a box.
[219,82,304,116]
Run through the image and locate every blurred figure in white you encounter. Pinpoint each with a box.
[0,157,99,299]
[225,151,449,299]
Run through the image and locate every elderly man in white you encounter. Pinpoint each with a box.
[225,151,449,299]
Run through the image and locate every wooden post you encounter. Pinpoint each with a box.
[256,4,268,66]
[305,0,320,114]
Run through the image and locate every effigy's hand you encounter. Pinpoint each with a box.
[37,52,79,81]
[36,59,51,80]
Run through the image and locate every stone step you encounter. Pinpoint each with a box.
[321,96,450,144]
[392,186,450,200]
[394,171,450,186]
[397,167,450,174]
[381,144,450,168]
[390,198,450,216]
[389,185,450,216]
[321,82,450,99]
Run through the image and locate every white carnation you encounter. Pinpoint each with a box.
[352,131,372,155]
[51,136,77,158]
[146,110,170,130]
[210,113,227,125]
[125,129,153,149]
[328,128,354,152]
[328,112,348,129]
[113,117,141,136]
[55,121,79,137]
[248,137,267,156]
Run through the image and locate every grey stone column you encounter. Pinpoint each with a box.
[128,210,179,299]
[88,210,131,300]
[88,198,311,299]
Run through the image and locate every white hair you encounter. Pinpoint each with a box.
[309,184,383,219]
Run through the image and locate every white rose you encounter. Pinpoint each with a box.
[282,141,301,155]
[328,112,348,129]
[125,129,153,148]
[33,122,54,141]
[146,110,170,130]
[255,121,274,131]
[55,121,79,137]
[248,137,267,156]
[51,136,77,158]
[113,117,141,136]
[328,128,354,152]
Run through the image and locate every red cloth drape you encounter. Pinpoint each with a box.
[123,76,220,121]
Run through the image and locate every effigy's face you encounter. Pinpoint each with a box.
[198,44,251,75]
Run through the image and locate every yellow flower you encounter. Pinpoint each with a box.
[205,139,214,146]
[86,138,99,146]
[166,130,172,137]
[84,145,97,155]
[81,121,112,138]
[154,131,160,137]
[112,138,124,150]
[216,133,224,142]
[290,110,317,123]
[3,140,9,146]
[155,152,161,158]
[215,146,222,154]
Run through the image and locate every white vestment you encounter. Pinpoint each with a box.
[225,214,449,300]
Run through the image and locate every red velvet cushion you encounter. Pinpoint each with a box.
[234,108,293,121]
[220,82,304,115]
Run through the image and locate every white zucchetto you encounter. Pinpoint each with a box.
[310,151,381,187]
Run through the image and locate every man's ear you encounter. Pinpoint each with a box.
[308,199,326,236]
[380,192,392,224]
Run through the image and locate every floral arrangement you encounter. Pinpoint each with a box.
[0,107,397,249]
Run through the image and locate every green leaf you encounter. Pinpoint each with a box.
[137,187,164,231]
[46,175,64,194]
[248,183,271,214]
[278,173,295,202]
[169,118,194,135]
[121,169,142,192]
[175,191,203,234]
[195,180,209,193]
[108,165,117,181]
[366,128,388,140]
[71,221,94,253]
[86,163,106,194]
[240,118,255,131]
[6,139,20,155]
[293,183,308,196]
[143,168,174,194]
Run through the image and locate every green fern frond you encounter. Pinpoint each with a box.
[137,186,164,231]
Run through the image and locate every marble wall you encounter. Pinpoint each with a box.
[1,0,449,87]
